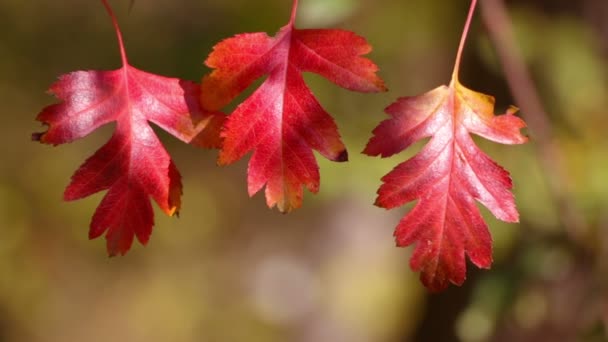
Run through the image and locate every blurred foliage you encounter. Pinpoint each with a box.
[0,0,606,341]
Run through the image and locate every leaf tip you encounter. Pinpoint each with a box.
[376,81,389,93]
[373,197,382,207]
[107,249,128,257]
[31,132,44,142]
[166,206,179,217]
[335,149,348,162]
[506,105,519,115]
[276,203,293,214]
[361,143,378,157]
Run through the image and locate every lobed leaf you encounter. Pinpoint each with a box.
[33,1,222,255]
[201,3,386,212]
[365,80,527,291]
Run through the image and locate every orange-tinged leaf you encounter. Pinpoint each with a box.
[202,0,386,212]
[364,0,527,291]
[33,0,222,256]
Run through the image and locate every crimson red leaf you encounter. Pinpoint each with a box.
[201,0,386,212]
[33,0,222,256]
[364,0,527,291]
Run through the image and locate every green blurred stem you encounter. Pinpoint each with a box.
[479,0,588,244]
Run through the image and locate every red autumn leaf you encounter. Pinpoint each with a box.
[201,0,386,212]
[364,0,527,291]
[33,0,222,256]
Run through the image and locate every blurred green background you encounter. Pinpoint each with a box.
[1,0,607,341]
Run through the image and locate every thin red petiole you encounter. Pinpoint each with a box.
[290,0,299,25]
[100,0,128,66]
[452,0,478,82]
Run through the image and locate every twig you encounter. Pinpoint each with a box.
[479,0,588,244]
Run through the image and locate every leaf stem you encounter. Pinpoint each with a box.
[452,0,478,82]
[290,0,299,25]
[101,0,128,66]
